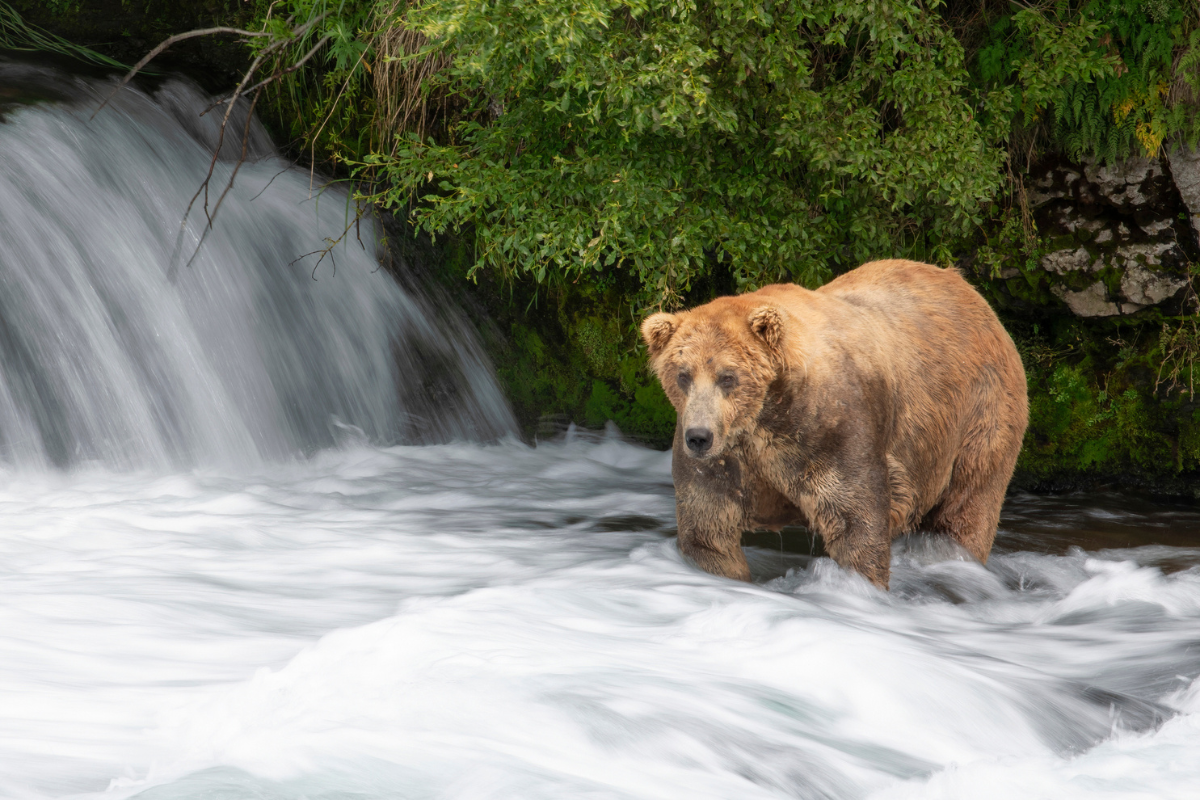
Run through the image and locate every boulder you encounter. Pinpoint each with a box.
[1026,156,1193,317]
[1052,282,1126,317]
[1167,144,1200,246]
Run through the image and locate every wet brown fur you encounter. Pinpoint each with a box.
[641,259,1029,589]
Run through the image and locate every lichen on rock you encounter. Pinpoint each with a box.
[1121,260,1189,306]
[1040,247,1098,276]
[1080,157,1167,210]
[1167,144,1200,247]
[1051,282,1125,317]
[1028,155,1194,318]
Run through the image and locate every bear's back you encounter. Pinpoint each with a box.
[818,259,980,314]
[815,260,1014,365]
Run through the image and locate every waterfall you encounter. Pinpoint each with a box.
[0,59,514,469]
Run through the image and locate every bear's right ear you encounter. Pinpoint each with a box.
[641,312,679,358]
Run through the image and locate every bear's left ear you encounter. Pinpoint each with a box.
[748,305,784,349]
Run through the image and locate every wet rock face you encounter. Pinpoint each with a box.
[1167,145,1200,246]
[1028,155,1193,317]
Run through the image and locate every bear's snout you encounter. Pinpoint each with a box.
[685,427,713,455]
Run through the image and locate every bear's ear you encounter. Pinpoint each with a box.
[748,305,784,349]
[641,312,679,358]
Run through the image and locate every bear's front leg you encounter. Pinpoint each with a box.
[672,444,751,582]
[807,467,892,588]
[821,513,891,588]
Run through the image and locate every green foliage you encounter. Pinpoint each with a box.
[244,1,381,163]
[1011,311,1200,481]
[1157,315,1200,400]
[976,0,1200,162]
[1022,360,1174,476]
[973,206,1041,280]
[361,0,1008,307]
[976,5,1115,125]
[0,2,129,69]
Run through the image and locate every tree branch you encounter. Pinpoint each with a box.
[128,12,337,274]
[91,27,274,119]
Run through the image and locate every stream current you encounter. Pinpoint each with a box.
[2,61,1200,800]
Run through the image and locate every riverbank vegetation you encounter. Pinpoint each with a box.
[4,0,1200,492]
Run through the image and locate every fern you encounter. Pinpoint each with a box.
[976,0,1193,162]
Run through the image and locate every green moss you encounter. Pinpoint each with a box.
[1046,234,1076,253]
[1180,409,1200,472]
[1016,325,1192,482]
[573,315,620,379]
[581,377,674,438]
[478,280,676,446]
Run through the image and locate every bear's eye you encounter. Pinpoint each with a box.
[677,372,692,391]
[717,372,738,390]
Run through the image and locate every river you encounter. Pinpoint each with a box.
[2,58,1199,800]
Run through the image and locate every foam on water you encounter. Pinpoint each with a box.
[2,434,1199,800]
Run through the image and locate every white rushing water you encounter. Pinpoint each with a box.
[3,60,1200,800]
[2,432,1200,800]
[0,60,513,469]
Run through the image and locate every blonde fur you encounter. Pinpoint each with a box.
[642,259,1029,589]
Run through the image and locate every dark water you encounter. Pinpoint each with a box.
[744,491,1200,577]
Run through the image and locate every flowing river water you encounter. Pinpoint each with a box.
[2,60,1200,800]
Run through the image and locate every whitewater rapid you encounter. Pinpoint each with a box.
[3,433,1199,800]
[3,57,1200,800]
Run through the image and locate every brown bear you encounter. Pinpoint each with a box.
[641,259,1028,589]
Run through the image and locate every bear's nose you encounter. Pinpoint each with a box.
[685,427,713,455]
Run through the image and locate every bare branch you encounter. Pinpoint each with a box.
[186,14,331,232]
[288,207,369,280]
[123,11,343,276]
[180,86,266,270]
[91,27,273,118]
[199,14,331,116]
[236,34,334,100]
[249,162,294,202]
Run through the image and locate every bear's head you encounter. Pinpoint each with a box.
[642,300,784,459]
